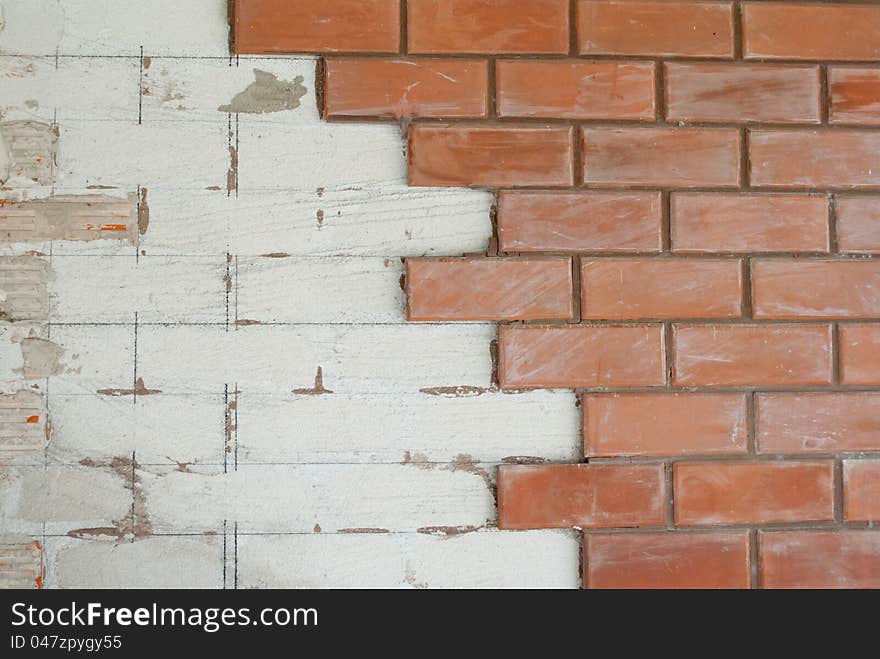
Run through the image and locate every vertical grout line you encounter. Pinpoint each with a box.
[234,255,239,328]
[572,124,583,187]
[741,257,753,319]
[569,0,578,57]
[132,312,138,404]
[570,256,582,323]
[223,383,229,474]
[135,184,141,263]
[399,0,408,55]
[664,462,675,529]
[222,519,228,589]
[487,57,497,119]
[746,391,757,454]
[663,321,675,387]
[828,193,839,254]
[138,46,144,125]
[654,60,666,123]
[833,458,845,524]
[578,531,587,589]
[749,529,759,589]
[732,2,743,60]
[233,521,239,589]
[234,383,239,472]
[739,128,750,190]
[129,451,136,543]
[832,322,841,386]
[819,65,830,125]
[661,190,671,252]
[225,252,232,332]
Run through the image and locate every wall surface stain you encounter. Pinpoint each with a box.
[18,336,64,379]
[218,70,307,114]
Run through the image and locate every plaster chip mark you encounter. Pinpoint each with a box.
[218,71,307,114]
[70,456,152,541]
[1,194,139,243]
[0,120,58,186]
[0,255,48,323]
[416,525,483,537]
[137,188,149,235]
[337,528,390,534]
[401,452,496,495]
[419,385,492,397]
[19,337,64,379]
[96,378,161,397]
[316,209,324,227]
[259,253,289,259]
[235,319,261,326]
[292,367,333,395]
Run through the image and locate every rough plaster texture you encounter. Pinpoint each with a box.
[0,0,579,588]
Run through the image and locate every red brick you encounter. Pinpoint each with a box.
[322,58,488,119]
[836,196,880,254]
[586,531,751,589]
[844,461,880,523]
[760,530,880,589]
[673,324,833,387]
[829,68,880,126]
[674,461,834,526]
[498,325,665,389]
[577,1,734,58]
[496,60,655,120]
[409,125,574,188]
[744,3,880,62]
[757,393,880,454]
[839,325,880,385]
[665,63,820,124]
[408,0,569,54]
[749,130,880,189]
[497,464,666,530]
[752,259,880,319]
[233,0,399,54]
[584,393,748,458]
[581,258,742,320]
[497,191,663,254]
[582,127,740,188]
[405,257,573,321]
[670,193,830,254]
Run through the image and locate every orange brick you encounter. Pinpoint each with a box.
[577,1,734,58]
[750,129,880,189]
[233,0,400,54]
[665,63,820,124]
[673,324,833,387]
[744,3,880,61]
[322,58,488,119]
[585,531,751,589]
[582,127,740,188]
[497,191,663,254]
[581,258,742,320]
[498,325,665,389]
[752,259,880,319]
[497,464,666,530]
[496,60,655,120]
[844,461,880,523]
[584,393,748,458]
[836,196,880,254]
[405,257,573,321]
[840,325,880,385]
[671,193,830,254]
[674,461,834,526]
[409,125,574,188]
[829,68,880,126]
[760,531,880,589]
[757,393,880,454]
[408,0,569,54]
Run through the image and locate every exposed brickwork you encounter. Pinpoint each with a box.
[236,0,880,588]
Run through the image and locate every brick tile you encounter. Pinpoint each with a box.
[744,3,880,61]
[323,58,488,119]
[829,68,880,126]
[844,461,880,523]
[498,325,666,389]
[409,125,574,188]
[581,258,742,320]
[0,541,42,589]
[585,531,751,589]
[577,1,734,58]
[760,531,880,589]
[665,63,820,124]
[839,325,880,385]
[408,0,569,54]
[405,257,573,321]
[496,60,655,120]
[749,130,880,189]
[752,259,880,319]
[670,193,830,254]
[233,0,400,54]
[497,191,663,254]
[673,324,833,387]
[584,393,748,458]
[582,127,740,187]
[836,196,880,254]
[674,461,834,526]
[757,393,880,454]
[497,463,666,530]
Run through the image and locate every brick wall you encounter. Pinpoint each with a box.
[234,1,880,588]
